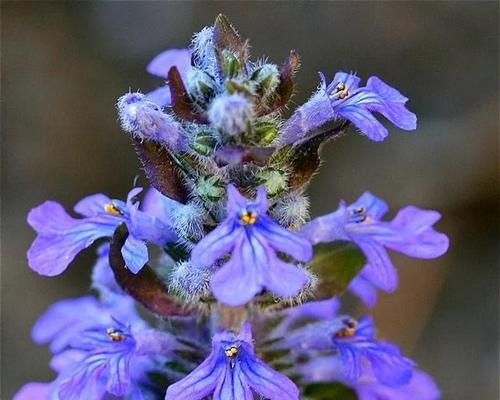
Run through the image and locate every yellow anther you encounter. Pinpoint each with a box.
[224,346,239,358]
[335,319,357,339]
[331,82,349,100]
[240,211,258,225]
[106,328,126,342]
[104,203,122,216]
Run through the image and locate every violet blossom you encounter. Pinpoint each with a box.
[301,192,449,304]
[280,71,417,144]
[191,184,313,306]
[165,322,299,400]
[27,188,174,276]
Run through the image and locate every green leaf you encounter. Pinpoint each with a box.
[303,382,357,400]
[309,241,366,299]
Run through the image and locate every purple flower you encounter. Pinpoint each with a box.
[300,356,440,400]
[14,383,52,400]
[31,295,143,353]
[280,72,416,144]
[145,48,192,107]
[27,188,175,276]
[191,185,313,306]
[165,322,299,400]
[301,192,449,302]
[26,295,180,400]
[280,315,414,387]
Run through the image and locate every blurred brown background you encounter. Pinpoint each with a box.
[1,2,498,399]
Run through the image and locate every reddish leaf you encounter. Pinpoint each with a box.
[132,138,188,203]
[109,224,191,317]
[288,121,350,189]
[266,50,301,112]
[167,66,204,122]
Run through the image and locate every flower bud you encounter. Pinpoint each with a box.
[171,201,207,242]
[186,68,218,106]
[251,64,280,98]
[219,49,241,79]
[253,119,280,145]
[117,92,187,151]
[190,131,217,156]
[168,261,211,303]
[191,26,218,78]
[195,176,225,202]
[257,168,288,196]
[271,192,310,228]
[208,93,253,137]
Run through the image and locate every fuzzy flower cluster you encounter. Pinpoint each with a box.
[17,15,448,400]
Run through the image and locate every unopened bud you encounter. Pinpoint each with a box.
[195,176,225,202]
[186,68,218,106]
[190,131,217,156]
[257,168,287,196]
[253,119,279,145]
[117,92,187,152]
[251,64,280,98]
[208,93,253,137]
[220,49,241,79]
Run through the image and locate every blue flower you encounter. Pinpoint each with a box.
[117,92,188,151]
[299,356,440,400]
[31,295,144,354]
[279,313,414,387]
[301,192,449,302]
[145,48,192,107]
[191,185,313,306]
[24,295,181,400]
[280,72,416,144]
[27,188,175,276]
[165,322,299,400]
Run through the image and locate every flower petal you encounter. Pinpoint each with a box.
[121,235,149,274]
[146,86,172,108]
[365,76,417,131]
[265,255,308,298]
[210,236,263,306]
[165,354,224,400]
[13,382,52,400]
[213,363,253,400]
[382,206,449,258]
[241,353,299,400]
[338,102,389,141]
[146,48,192,79]
[353,238,398,292]
[27,218,116,276]
[191,220,240,267]
[348,275,378,307]
[257,217,312,262]
[74,194,111,217]
[300,206,349,245]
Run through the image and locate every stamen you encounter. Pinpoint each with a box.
[240,210,258,225]
[104,203,122,216]
[224,345,239,358]
[106,327,126,342]
[334,318,357,339]
[330,82,349,100]
[349,207,367,223]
